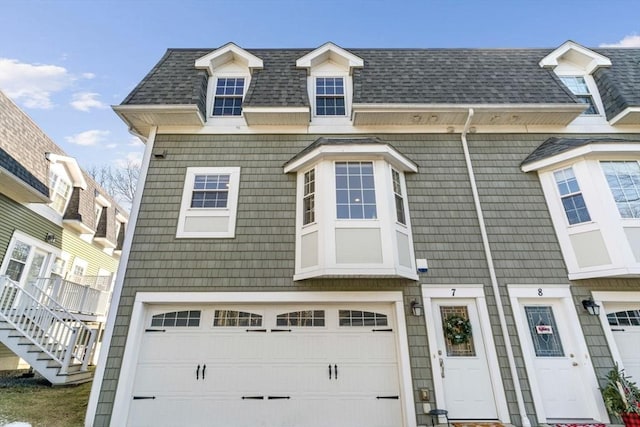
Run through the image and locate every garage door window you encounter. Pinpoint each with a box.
[608,310,640,326]
[276,310,325,327]
[339,310,388,326]
[213,310,262,327]
[151,311,201,327]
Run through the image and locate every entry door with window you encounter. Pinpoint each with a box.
[1,239,52,307]
[521,302,592,419]
[432,300,497,419]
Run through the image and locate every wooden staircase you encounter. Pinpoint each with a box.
[0,276,98,385]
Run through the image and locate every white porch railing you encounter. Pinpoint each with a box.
[0,275,98,373]
[34,276,111,316]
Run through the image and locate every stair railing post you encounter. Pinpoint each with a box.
[59,327,79,375]
[82,328,98,371]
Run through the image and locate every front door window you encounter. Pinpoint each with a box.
[5,241,32,282]
[525,306,565,357]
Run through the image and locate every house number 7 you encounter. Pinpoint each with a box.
[451,289,456,296]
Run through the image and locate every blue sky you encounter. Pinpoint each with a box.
[1,0,639,171]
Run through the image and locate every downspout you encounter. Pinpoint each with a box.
[460,109,531,427]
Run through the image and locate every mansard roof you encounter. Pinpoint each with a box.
[121,45,640,121]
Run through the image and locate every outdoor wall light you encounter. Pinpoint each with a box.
[45,232,56,244]
[581,298,600,316]
[411,300,423,317]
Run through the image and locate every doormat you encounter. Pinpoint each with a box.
[452,423,504,427]
[552,424,606,427]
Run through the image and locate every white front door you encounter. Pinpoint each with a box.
[432,299,498,419]
[519,300,593,419]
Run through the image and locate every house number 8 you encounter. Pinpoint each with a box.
[537,288,543,296]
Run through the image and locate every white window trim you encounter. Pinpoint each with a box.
[109,291,416,427]
[207,74,250,118]
[538,157,640,279]
[176,166,241,238]
[292,156,417,281]
[310,73,353,119]
[70,257,88,277]
[0,231,60,285]
[48,163,73,216]
[552,166,593,227]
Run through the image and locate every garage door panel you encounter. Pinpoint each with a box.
[334,333,396,360]
[613,329,640,381]
[204,333,268,360]
[201,364,267,392]
[132,363,199,393]
[138,333,206,362]
[267,333,333,361]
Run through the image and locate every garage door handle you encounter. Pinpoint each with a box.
[133,396,156,400]
[242,396,264,400]
[611,328,625,331]
[196,364,200,380]
[376,395,399,399]
[268,396,290,400]
[334,364,338,380]
[270,329,292,332]
[328,364,332,379]
[246,329,267,332]
[202,364,206,380]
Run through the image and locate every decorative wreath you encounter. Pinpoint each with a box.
[443,315,472,345]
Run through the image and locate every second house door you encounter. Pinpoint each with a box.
[432,300,498,419]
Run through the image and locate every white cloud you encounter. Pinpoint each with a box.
[71,92,107,111]
[82,72,96,79]
[0,58,73,108]
[128,136,144,146]
[65,129,110,146]
[115,151,143,168]
[106,143,118,149]
[600,34,640,48]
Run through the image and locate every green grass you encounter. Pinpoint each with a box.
[0,379,91,427]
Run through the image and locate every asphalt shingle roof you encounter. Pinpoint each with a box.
[521,137,635,166]
[122,46,640,121]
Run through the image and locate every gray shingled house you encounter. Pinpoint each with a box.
[87,41,640,427]
[0,90,128,384]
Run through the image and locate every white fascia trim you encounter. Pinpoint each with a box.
[94,193,111,208]
[568,267,640,281]
[296,42,364,74]
[135,290,403,304]
[194,42,263,74]
[521,142,640,172]
[539,41,612,73]
[0,167,51,203]
[84,126,157,427]
[115,212,128,223]
[45,153,87,190]
[609,106,640,125]
[352,103,586,114]
[242,106,310,114]
[284,144,418,174]
[112,104,205,127]
[63,219,95,235]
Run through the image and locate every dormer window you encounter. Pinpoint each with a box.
[49,170,72,215]
[213,77,245,116]
[316,77,346,116]
[559,76,598,115]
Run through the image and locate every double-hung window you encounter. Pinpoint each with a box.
[392,169,406,225]
[553,167,591,225]
[213,78,244,116]
[316,77,345,116]
[601,161,640,219]
[49,171,72,215]
[177,167,241,238]
[335,161,377,219]
[191,174,230,208]
[559,76,598,115]
[303,169,315,225]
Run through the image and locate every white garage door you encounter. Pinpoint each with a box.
[608,308,640,382]
[127,304,402,427]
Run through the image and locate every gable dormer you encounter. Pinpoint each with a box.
[540,41,611,118]
[195,43,263,120]
[296,43,364,122]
